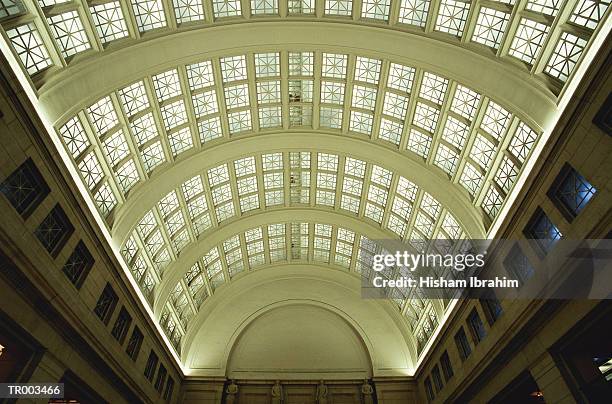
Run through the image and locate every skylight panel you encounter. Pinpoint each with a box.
[398,0,430,27]
[289,152,310,204]
[213,0,241,18]
[472,7,510,49]
[259,106,282,128]
[341,157,365,213]
[325,0,352,15]
[290,222,310,259]
[254,53,280,77]
[361,0,391,20]
[182,175,212,235]
[450,85,480,121]
[78,152,104,189]
[186,61,215,90]
[119,81,150,116]
[526,0,561,16]
[211,183,235,222]
[570,0,610,30]
[545,32,588,82]
[0,0,25,20]
[321,81,345,104]
[90,2,129,44]
[47,11,91,58]
[354,57,382,84]
[412,102,440,133]
[160,100,188,130]
[420,192,441,219]
[198,117,223,143]
[267,223,286,261]
[262,153,284,206]
[481,184,503,219]
[349,111,374,134]
[234,156,256,176]
[94,182,117,217]
[334,228,355,268]
[116,159,140,192]
[419,72,448,105]
[508,121,537,163]
[6,23,52,75]
[208,164,229,185]
[397,177,417,201]
[387,63,415,93]
[245,227,265,267]
[442,116,469,148]
[224,84,250,109]
[202,247,222,279]
[87,96,119,135]
[470,134,496,168]
[131,0,167,32]
[379,119,404,145]
[251,0,278,15]
[228,110,252,133]
[168,127,193,156]
[257,81,281,103]
[289,52,314,76]
[173,0,205,23]
[60,117,89,159]
[288,0,314,13]
[414,211,434,236]
[352,85,377,110]
[509,18,550,65]
[315,153,338,206]
[313,224,332,262]
[441,213,461,238]
[193,90,219,117]
[407,128,432,158]
[382,92,409,119]
[322,53,348,78]
[141,141,165,171]
[434,143,459,175]
[494,156,518,193]
[480,100,510,140]
[289,106,313,127]
[102,130,130,167]
[288,80,313,102]
[159,190,179,217]
[153,69,182,101]
[130,113,159,145]
[435,0,470,37]
[460,162,483,195]
[365,165,391,223]
[220,55,247,82]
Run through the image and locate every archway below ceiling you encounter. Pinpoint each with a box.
[184,265,415,377]
[227,303,372,380]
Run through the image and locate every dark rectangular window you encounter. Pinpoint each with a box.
[163,377,174,401]
[154,364,167,393]
[548,164,597,221]
[126,326,143,361]
[0,158,49,218]
[454,327,472,361]
[480,290,503,325]
[523,207,562,255]
[34,204,74,257]
[62,240,94,289]
[467,308,486,344]
[440,351,453,381]
[93,283,118,325]
[424,377,435,402]
[432,364,444,392]
[111,306,132,344]
[504,244,534,286]
[144,350,158,382]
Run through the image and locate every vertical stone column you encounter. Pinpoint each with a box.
[529,352,575,404]
[17,351,65,404]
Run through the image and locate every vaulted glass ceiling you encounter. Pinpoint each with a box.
[1,0,609,369]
